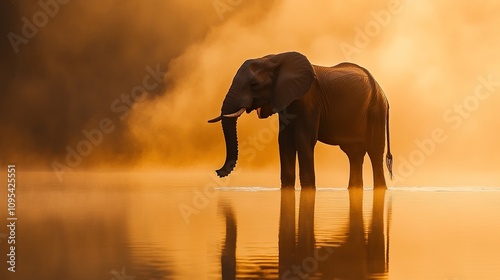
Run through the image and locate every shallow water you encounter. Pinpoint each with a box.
[1,172,500,280]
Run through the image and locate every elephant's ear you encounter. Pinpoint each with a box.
[270,52,315,113]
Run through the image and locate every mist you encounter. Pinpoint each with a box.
[2,1,500,186]
[0,0,231,168]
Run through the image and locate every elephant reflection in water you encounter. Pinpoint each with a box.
[279,189,390,279]
[219,189,389,279]
[220,202,237,280]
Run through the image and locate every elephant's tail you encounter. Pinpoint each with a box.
[385,103,393,180]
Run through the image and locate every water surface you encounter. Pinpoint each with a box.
[1,172,500,279]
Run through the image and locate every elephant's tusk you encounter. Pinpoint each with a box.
[208,108,246,123]
[208,115,223,123]
[222,108,246,118]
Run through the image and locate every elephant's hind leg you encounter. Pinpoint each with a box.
[367,150,387,189]
[367,111,388,189]
[341,144,366,189]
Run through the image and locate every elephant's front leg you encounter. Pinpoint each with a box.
[279,117,296,189]
[295,121,318,189]
[297,136,316,189]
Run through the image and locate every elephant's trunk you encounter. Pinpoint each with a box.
[217,117,238,177]
[216,94,241,177]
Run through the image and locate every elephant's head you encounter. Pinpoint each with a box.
[208,52,315,177]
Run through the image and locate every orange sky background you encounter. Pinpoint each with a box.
[2,1,500,186]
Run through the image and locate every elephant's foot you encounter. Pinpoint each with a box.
[373,178,388,190]
[299,179,316,189]
[281,178,296,189]
[347,178,364,189]
[280,184,295,189]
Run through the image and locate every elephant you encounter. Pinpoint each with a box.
[208,51,393,189]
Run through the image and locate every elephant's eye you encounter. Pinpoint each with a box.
[250,81,259,90]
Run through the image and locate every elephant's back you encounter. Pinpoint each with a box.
[313,64,374,145]
[313,63,371,86]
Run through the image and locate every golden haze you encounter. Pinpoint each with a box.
[130,0,500,186]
